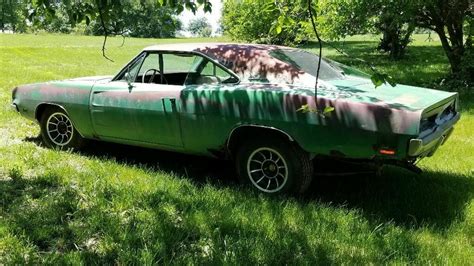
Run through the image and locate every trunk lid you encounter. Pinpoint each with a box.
[326,77,458,112]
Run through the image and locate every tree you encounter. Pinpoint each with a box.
[318,0,416,59]
[413,0,473,80]
[28,0,212,60]
[187,17,212,37]
[87,2,181,38]
[222,0,313,46]
[0,0,27,33]
[318,0,473,80]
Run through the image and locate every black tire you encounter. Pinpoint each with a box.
[235,136,313,195]
[39,106,84,150]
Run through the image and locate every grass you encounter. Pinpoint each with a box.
[0,33,473,264]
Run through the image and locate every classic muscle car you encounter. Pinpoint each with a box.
[11,43,460,194]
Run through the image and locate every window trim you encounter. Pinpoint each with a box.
[112,52,146,82]
[112,50,240,84]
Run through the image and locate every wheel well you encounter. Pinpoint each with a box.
[35,103,64,122]
[227,126,295,157]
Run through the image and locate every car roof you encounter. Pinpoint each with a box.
[141,43,330,85]
[142,43,294,53]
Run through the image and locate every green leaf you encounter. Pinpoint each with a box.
[370,73,385,88]
[175,4,184,14]
[203,2,212,13]
[386,75,397,87]
[276,25,282,34]
[296,104,311,113]
[370,72,397,88]
[323,106,335,114]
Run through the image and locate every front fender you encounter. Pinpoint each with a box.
[13,81,96,138]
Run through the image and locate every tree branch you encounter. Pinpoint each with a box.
[308,0,322,108]
[97,1,114,62]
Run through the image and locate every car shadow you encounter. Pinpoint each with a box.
[22,136,474,230]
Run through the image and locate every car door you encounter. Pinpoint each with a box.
[90,52,192,147]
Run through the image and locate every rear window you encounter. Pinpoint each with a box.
[269,49,344,81]
[198,45,346,86]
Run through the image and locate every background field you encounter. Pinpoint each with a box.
[0,34,473,264]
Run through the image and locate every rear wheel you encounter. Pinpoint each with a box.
[40,107,84,150]
[235,137,313,194]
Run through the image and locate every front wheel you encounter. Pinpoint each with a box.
[235,137,313,194]
[40,107,84,150]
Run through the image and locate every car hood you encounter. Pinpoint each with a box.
[67,75,113,82]
[14,76,113,103]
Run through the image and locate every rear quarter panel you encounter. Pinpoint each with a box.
[179,84,415,159]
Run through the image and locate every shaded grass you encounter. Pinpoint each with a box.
[0,34,473,264]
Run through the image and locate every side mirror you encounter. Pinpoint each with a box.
[124,72,133,89]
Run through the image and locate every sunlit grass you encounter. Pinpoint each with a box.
[0,33,473,264]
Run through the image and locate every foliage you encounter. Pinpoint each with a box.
[187,17,212,37]
[412,0,473,83]
[318,0,416,59]
[27,0,212,60]
[34,3,73,34]
[0,0,27,32]
[222,0,313,46]
[0,34,474,264]
[318,0,473,80]
[86,2,182,38]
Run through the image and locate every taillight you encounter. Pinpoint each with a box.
[379,149,396,155]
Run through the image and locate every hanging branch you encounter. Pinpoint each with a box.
[308,0,322,99]
[119,32,126,47]
[97,1,114,62]
[298,0,334,115]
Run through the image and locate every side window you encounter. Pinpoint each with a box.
[215,65,234,81]
[188,58,238,85]
[201,61,215,76]
[138,53,159,76]
[162,53,198,73]
[137,53,199,85]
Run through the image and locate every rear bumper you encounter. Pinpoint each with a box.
[408,112,460,157]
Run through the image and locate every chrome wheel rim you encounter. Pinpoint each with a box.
[246,147,288,193]
[46,112,74,146]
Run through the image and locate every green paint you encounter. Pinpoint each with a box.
[12,50,460,162]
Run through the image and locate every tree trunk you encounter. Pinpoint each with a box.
[1,0,5,33]
[435,27,463,74]
[378,24,413,59]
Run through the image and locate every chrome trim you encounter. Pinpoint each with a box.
[112,50,241,85]
[408,112,460,157]
[227,124,294,151]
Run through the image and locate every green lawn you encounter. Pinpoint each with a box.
[0,33,473,264]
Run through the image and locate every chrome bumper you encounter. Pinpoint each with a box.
[11,103,19,112]
[408,112,460,157]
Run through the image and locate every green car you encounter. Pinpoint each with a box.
[11,43,460,194]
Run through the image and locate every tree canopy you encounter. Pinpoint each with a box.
[222,0,473,83]
[1,0,472,85]
[187,17,212,37]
